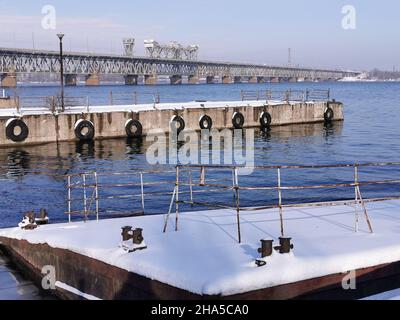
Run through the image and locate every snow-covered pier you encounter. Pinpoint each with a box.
[1,199,400,300]
[2,162,400,300]
[0,89,342,147]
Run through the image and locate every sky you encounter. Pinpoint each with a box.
[0,0,399,71]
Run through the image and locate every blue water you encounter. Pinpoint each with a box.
[1,82,400,228]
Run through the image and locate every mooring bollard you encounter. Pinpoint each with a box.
[121,226,132,241]
[255,239,274,267]
[18,211,37,230]
[120,226,147,252]
[35,208,49,225]
[274,237,294,254]
[258,239,274,258]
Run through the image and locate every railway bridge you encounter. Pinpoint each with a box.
[0,47,360,87]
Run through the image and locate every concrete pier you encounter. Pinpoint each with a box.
[206,76,215,84]
[234,76,242,83]
[0,73,17,88]
[222,76,233,84]
[0,97,18,109]
[248,76,258,83]
[270,77,281,83]
[0,98,343,147]
[65,74,77,86]
[188,75,199,84]
[85,74,100,86]
[124,75,138,86]
[289,77,298,83]
[144,74,157,85]
[170,75,182,85]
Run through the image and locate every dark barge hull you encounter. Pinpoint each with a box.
[1,236,400,300]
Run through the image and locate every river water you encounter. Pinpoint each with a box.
[0,82,399,229]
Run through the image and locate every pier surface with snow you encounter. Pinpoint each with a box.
[1,199,400,298]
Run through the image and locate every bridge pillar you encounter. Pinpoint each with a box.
[65,74,77,86]
[170,75,182,85]
[257,77,265,83]
[288,77,298,83]
[0,73,17,88]
[206,76,215,84]
[124,75,138,85]
[234,76,242,83]
[270,77,281,83]
[85,74,100,86]
[222,76,233,84]
[188,75,199,84]
[248,76,258,83]
[145,74,157,85]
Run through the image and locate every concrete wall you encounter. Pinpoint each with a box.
[0,101,343,147]
[0,97,18,109]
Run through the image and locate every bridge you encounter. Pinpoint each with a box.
[0,47,360,87]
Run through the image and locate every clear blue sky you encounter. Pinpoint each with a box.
[0,0,399,70]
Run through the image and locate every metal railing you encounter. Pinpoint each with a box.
[241,89,330,102]
[66,162,400,244]
[109,91,161,105]
[12,91,161,113]
[163,162,400,243]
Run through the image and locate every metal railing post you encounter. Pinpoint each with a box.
[354,165,359,232]
[67,175,71,223]
[233,168,242,243]
[94,172,99,221]
[277,168,284,237]
[109,91,113,105]
[86,96,89,113]
[140,173,145,214]
[163,186,176,233]
[83,174,87,222]
[175,166,180,231]
[189,170,194,205]
[200,166,205,186]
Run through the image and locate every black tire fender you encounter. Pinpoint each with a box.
[170,115,185,134]
[260,111,272,128]
[74,119,95,140]
[324,105,334,122]
[232,112,245,129]
[5,118,29,142]
[199,115,212,130]
[125,119,143,137]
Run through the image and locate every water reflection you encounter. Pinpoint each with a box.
[0,122,343,179]
[0,122,347,228]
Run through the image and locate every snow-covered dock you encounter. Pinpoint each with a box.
[1,199,400,299]
[0,91,343,147]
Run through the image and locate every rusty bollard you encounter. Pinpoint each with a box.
[274,237,294,254]
[132,228,144,245]
[258,239,274,258]
[255,239,274,267]
[121,226,132,241]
